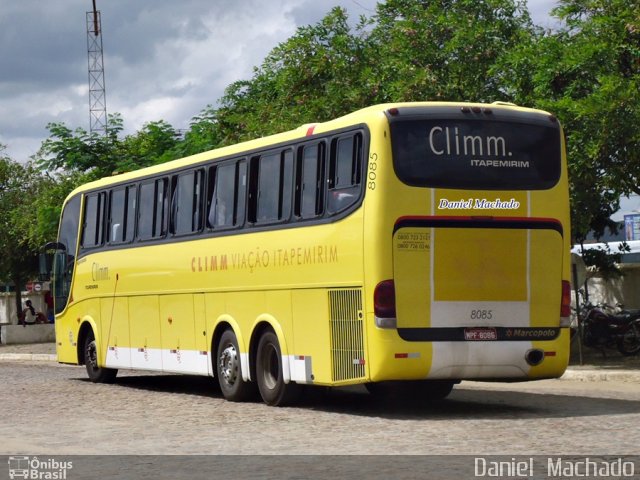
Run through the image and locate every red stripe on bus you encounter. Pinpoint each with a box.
[395,215,561,225]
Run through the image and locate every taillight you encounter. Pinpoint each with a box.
[374,280,396,318]
[561,280,571,318]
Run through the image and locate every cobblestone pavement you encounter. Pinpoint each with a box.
[0,342,55,355]
[1,360,639,456]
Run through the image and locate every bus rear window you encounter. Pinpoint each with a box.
[390,118,561,190]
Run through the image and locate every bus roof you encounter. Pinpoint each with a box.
[63,101,550,201]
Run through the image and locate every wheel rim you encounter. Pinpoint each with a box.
[219,343,239,386]
[260,342,279,391]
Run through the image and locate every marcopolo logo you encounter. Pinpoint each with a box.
[8,456,73,479]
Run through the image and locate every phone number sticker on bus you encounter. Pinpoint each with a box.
[396,232,430,252]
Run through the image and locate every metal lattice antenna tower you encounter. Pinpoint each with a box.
[87,0,107,135]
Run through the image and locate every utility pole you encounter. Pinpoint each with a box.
[87,0,107,136]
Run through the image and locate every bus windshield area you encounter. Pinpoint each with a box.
[53,195,81,314]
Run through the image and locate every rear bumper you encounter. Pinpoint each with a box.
[367,327,570,382]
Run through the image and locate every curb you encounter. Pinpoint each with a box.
[0,353,57,362]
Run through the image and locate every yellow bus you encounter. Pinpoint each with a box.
[42,101,571,406]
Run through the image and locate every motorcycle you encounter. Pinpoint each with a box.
[578,301,640,356]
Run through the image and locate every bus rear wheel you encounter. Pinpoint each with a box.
[216,329,256,402]
[84,330,117,383]
[256,330,302,406]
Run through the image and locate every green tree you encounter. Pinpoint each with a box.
[217,7,370,144]
[116,120,181,172]
[170,106,223,157]
[370,0,536,102]
[20,170,87,249]
[499,0,640,243]
[0,151,52,315]
[215,1,537,144]
[36,114,184,178]
[36,114,124,179]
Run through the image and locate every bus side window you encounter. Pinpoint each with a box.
[138,178,167,240]
[235,161,247,227]
[109,187,125,243]
[249,150,293,225]
[156,178,168,237]
[281,150,294,221]
[295,142,325,220]
[208,163,233,228]
[171,169,204,235]
[81,192,107,248]
[207,160,247,230]
[327,133,362,215]
[138,182,154,239]
[124,185,136,243]
[108,185,136,244]
[193,170,204,231]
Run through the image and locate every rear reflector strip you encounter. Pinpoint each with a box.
[394,216,563,236]
[561,280,572,318]
[394,352,420,359]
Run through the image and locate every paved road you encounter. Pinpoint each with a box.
[2,360,639,457]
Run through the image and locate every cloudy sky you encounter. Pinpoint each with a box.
[0,0,558,162]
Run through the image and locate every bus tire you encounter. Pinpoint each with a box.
[216,329,256,402]
[416,380,455,401]
[84,330,117,383]
[256,330,302,406]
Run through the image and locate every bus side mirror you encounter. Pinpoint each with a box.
[53,251,68,278]
[39,242,66,282]
[38,253,52,281]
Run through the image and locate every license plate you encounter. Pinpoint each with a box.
[464,327,498,341]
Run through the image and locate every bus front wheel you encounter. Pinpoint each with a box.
[256,330,302,406]
[216,329,256,402]
[83,330,117,383]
